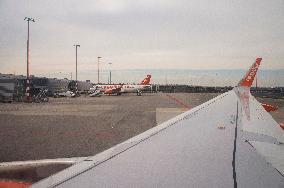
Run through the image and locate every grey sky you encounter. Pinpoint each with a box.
[1,0,284,79]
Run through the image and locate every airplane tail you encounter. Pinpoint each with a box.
[140,75,151,85]
[237,57,262,87]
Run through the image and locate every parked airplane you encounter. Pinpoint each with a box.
[2,58,284,187]
[89,75,151,96]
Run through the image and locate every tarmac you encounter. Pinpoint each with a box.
[0,92,283,163]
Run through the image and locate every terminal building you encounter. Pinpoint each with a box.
[0,73,92,102]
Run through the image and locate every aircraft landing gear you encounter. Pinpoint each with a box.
[136,90,142,96]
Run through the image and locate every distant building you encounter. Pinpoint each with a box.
[0,73,93,99]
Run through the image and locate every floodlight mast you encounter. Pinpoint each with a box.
[73,44,80,82]
[74,44,80,94]
[97,56,102,84]
[24,17,35,102]
[108,62,112,84]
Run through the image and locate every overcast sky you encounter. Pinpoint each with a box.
[1,0,284,78]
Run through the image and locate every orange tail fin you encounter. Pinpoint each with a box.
[238,58,262,87]
[140,75,151,85]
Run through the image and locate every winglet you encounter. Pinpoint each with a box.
[280,123,284,130]
[238,58,262,87]
[261,103,278,112]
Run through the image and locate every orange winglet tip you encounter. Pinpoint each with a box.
[238,57,262,87]
[262,103,278,112]
[280,123,284,130]
[0,181,32,188]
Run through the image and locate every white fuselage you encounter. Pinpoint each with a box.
[91,84,150,93]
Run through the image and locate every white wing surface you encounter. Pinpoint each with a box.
[32,58,284,188]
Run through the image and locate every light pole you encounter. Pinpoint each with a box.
[108,62,112,84]
[74,44,80,94]
[97,56,102,83]
[24,17,35,102]
[74,44,80,81]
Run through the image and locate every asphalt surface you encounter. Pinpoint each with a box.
[0,92,283,162]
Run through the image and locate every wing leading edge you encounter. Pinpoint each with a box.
[32,58,284,188]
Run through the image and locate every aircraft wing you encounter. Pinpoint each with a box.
[32,58,284,188]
